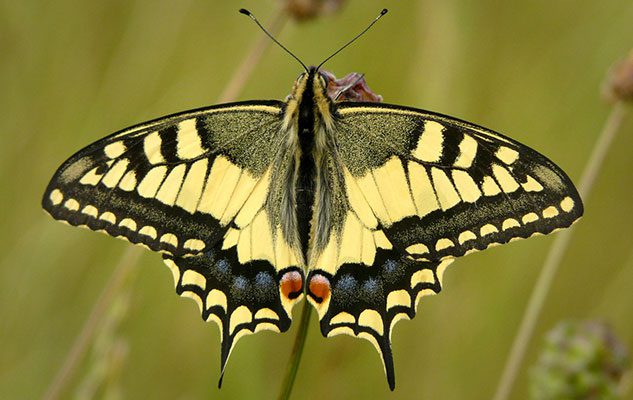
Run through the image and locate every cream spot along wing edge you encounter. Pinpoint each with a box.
[43,100,305,380]
[305,102,583,390]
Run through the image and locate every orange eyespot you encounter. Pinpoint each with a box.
[308,274,331,304]
[280,270,303,300]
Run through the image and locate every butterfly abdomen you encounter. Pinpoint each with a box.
[296,70,318,259]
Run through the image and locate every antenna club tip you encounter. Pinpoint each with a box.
[239,8,251,16]
[381,8,388,15]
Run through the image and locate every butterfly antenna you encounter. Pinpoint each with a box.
[317,8,388,71]
[239,9,308,72]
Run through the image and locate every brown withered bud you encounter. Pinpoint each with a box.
[284,0,345,21]
[602,49,633,103]
[322,70,383,103]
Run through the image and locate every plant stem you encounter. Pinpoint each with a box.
[277,301,312,400]
[492,102,628,400]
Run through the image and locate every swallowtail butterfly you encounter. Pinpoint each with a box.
[42,9,583,390]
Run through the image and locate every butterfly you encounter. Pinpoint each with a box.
[42,9,583,390]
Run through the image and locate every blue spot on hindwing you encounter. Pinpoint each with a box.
[382,258,404,284]
[333,274,359,307]
[360,277,383,304]
[231,275,253,302]
[254,271,276,302]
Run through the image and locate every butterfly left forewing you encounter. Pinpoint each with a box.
[307,102,583,389]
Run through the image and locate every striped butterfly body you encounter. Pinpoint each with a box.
[43,51,583,391]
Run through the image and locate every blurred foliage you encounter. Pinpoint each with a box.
[530,321,630,400]
[1,0,633,399]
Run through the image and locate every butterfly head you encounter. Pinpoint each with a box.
[291,66,330,94]
[282,66,335,130]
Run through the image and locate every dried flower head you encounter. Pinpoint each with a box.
[602,50,633,103]
[284,0,345,21]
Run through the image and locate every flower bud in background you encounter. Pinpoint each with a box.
[602,50,633,103]
[530,321,630,400]
[284,0,345,21]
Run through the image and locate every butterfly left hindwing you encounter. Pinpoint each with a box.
[42,101,306,374]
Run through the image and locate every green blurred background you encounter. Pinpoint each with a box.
[1,1,632,399]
